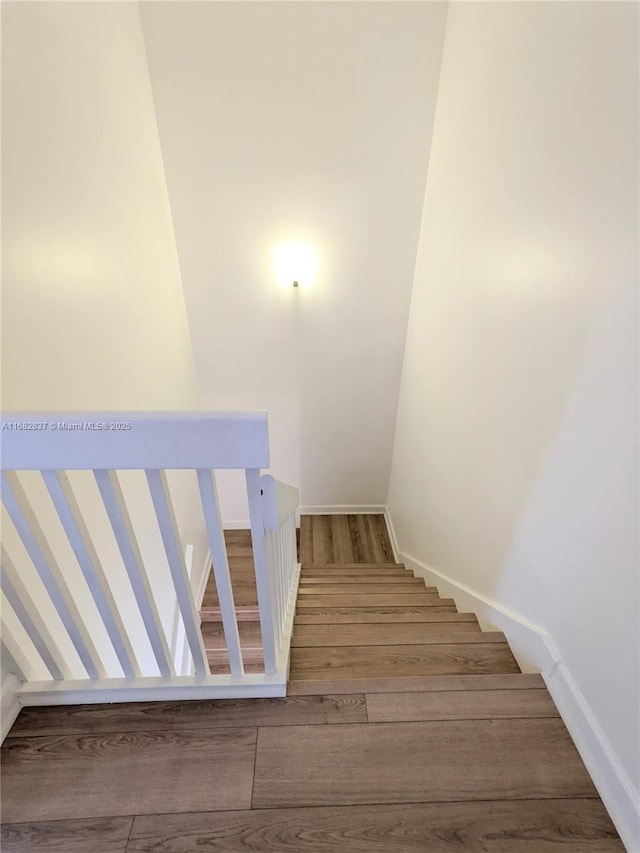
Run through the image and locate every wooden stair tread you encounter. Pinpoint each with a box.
[295,606,458,620]
[200,607,260,623]
[295,611,476,626]
[202,576,258,608]
[289,643,520,682]
[208,658,265,674]
[302,562,403,568]
[288,672,545,695]
[292,623,484,647]
[298,583,433,595]
[365,687,560,722]
[300,574,422,585]
[201,620,262,647]
[296,593,452,608]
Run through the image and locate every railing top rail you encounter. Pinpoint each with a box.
[1,412,270,471]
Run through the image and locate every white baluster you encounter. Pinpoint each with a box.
[245,469,276,674]
[1,632,29,683]
[94,470,174,678]
[0,547,71,681]
[197,469,244,676]
[2,472,105,679]
[145,470,209,677]
[42,471,140,679]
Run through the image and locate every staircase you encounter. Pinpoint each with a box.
[1,512,624,849]
[200,530,265,674]
[289,513,521,692]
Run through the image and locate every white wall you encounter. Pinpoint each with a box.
[139,1,447,519]
[388,1,639,843]
[1,2,207,679]
[1,1,198,412]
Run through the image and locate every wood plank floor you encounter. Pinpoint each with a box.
[300,514,396,565]
[1,514,623,851]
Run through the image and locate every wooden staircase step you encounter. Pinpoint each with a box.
[289,642,520,685]
[211,556,257,571]
[201,620,262,649]
[200,607,260,623]
[207,647,264,667]
[223,530,252,544]
[202,577,258,608]
[365,686,560,722]
[296,605,458,620]
[301,564,405,571]
[304,630,509,646]
[300,574,420,584]
[297,583,433,596]
[288,672,545,695]
[208,658,265,675]
[296,593,453,608]
[296,611,476,626]
[202,619,264,671]
[292,622,483,647]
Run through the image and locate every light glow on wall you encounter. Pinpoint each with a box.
[273,241,317,288]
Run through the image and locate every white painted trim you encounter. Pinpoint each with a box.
[173,546,210,677]
[277,562,302,677]
[194,549,212,610]
[222,520,251,530]
[400,550,551,670]
[1,673,21,743]
[383,507,400,562]
[246,468,277,674]
[1,411,270,470]
[298,505,386,515]
[146,470,209,677]
[543,644,640,853]
[170,544,193,675]
[261,475,300,530]
[199,469,244,676]
[17,674,287,705]
[396,544,640,852]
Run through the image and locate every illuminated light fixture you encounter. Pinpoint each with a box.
[274,241,317,288]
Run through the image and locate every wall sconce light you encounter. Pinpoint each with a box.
[274,241,317,289]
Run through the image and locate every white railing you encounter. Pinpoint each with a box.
[260,475,301,672]
[0,413,300,706]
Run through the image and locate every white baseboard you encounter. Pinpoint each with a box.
[544,651,640,853]
[384,507,400,562]
[194,549,212,610]
[17,674,287,705]
[1,673,21,743]
[394,540,639,852]
[298,505,386,515]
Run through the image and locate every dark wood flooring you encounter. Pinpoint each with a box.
[1,515,623,851]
